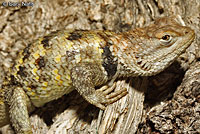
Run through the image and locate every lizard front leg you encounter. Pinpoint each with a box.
[71,63,127,110]
[5,86,32,134]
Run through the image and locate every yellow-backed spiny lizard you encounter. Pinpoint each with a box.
[0,17,195,134]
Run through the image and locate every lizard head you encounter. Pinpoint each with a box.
[116,17,195,76]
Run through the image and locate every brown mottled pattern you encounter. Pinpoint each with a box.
[0,17,195,134]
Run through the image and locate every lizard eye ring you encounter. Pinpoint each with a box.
[160,34,172,43]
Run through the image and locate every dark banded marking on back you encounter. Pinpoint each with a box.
[67,31,82,41]
[41,30,61,48]
[35,57,46,69]
[17,66,27,77]
[22,43,31,61]
[10,75,19,85]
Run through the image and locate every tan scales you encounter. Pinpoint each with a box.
[0,17,195,134]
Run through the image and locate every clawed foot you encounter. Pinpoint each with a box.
[91,82,128,110]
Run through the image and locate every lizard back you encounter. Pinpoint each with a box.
[10,30,116,107]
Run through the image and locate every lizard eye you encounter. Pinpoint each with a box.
[159,34,173,46]
[160,34,172,43]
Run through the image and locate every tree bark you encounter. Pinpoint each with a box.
[0,0,199,133]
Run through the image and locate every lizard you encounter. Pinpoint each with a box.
[0,16,195,134]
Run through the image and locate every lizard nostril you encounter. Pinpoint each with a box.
[185,30,189,34]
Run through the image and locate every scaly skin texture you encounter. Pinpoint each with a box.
[0,17,195,134]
